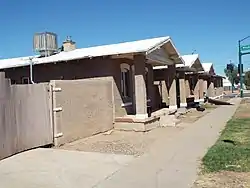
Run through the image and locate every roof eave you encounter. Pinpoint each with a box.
[146,37,182,64]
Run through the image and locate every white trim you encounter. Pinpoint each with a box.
[52,87,62,92]
[120,63,130,70]
[121,99,151,107]
[153,65,168,70]
[194,99,200,103]
[180,103,187,107]
[197,71,205,74]
[53,107,63,112]
[21,76,30,84]
[211,94,224,99]
[54,132,63,138]
[199,98,204,102]
[169,105,178,110]
[146,38,171,54]
[135,114,148,119]
[121,101,132,107]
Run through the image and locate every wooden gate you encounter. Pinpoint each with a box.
[0,73,53,160]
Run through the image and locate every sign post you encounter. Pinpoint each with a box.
[241,45,250,52]
[238,37,250,98]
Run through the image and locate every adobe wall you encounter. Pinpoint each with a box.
[3,57,135,117]
[52,78,114,145]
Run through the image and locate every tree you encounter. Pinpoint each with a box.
[224,63,239,92]
[244,71,250,88]
[224,64,239,85]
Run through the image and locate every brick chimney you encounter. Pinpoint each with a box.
[62,36,76,52]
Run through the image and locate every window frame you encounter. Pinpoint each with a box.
[145,67,149,95]
[120,63,131,98]
[21,77,30,84]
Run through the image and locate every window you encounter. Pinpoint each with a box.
[121,64,131,98]
[11,80,17,85]
[21,77,30,84]
[189,77,195,90]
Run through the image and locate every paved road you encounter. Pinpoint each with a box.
[0,98,241,188]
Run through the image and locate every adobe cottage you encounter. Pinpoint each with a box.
[201,63,224,98]
[0,36,183,144]
[153,54,204,108]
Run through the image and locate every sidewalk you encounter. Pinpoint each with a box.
[0,98,241,188]
[95,98,241,188]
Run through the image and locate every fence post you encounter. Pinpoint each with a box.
[49,80,63,146]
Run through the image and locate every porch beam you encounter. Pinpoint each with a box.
[199,77,204,102]
[193,74,200,102]
[168,65,177,110]
[134,54,148,119]
[179,72,187,108]
[207,77,215,97]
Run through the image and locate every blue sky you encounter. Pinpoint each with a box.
[1,0,250,75]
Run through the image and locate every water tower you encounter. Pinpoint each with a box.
[33,32,58,57]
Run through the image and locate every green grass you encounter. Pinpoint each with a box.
[202,117,250,172]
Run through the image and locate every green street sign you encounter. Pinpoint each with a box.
[241,44,250,51]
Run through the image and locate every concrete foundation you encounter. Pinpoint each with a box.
[114,109,179,131]
[114,116,160,132]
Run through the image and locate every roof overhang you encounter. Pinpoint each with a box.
[191,58,204,72]
[212,74,225,79]
[0,36,184,69]
[202,63,214,74]
[177,54,204,72]
[176,66,197,72]
[146,38,184,66]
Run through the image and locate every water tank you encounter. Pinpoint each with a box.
[33,32,58,57]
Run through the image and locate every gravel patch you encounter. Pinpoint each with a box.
[177,108,210,123]
[193,171,250,188]
[59,127,182,156]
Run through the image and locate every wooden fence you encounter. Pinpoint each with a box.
[0,73,53,160]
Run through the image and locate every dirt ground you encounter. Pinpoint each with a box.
[193,171,250,188]
[59,127,183,156]
[234,98,250,118]
[59,105,219,156]
[177,108,212,124]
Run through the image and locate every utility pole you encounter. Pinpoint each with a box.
[239,40,243,98]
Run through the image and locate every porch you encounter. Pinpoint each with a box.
[175,54,205,108]
[114,38,183,131]
[198,73,224,99]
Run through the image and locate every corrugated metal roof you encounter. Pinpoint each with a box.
[177,54,199,68]
[0,36,172,69]
[202,63,213,73]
